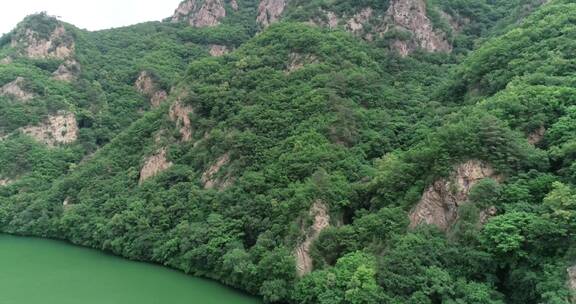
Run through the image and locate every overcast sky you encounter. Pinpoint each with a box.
[0,0,183,35]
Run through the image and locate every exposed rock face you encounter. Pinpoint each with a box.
[231,0,239,11]
[346,8,374,35]
[11,24,75,59]
[21,111,78,146]
[135,71,168,107]
[409,160,500,231]
[1,77,34,101]
[209,44,230,56]
[201,153,232,190]
[389,40,411,57]
[135,71,156,95]
[151,91,169,108]
[568,266,576,300]
[257,0,286,28]
[385,0,452,55]
[0,57,13,65]
[306,1,451,56]
[52,59,81,82]
[295,201,330,277]
[139,148,173,184]
[307,10,339,29]
[479,206,498,226]
[528,126,546,145]
[324,11,340,29]
[169,100,194,141]
[171,0,226,27]
[0,179,12,187]
[286,52,318,73]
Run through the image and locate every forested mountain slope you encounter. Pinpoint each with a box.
[1,0,575,303]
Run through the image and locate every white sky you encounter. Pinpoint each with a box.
[0,0,184,35]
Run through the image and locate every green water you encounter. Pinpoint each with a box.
[0,235,261,304]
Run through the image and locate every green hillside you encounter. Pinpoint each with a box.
[0,0,574,303]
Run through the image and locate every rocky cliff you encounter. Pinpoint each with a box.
[0,179,12,187]
[294,201,330,276]
[171,0,227,27]
[0,77,34,101]
[52,60,81,82]
[569,266,576,301]
[169,98,194,142]
[169,0,452,55]
[384,0,452,56]
[11,24,75,59]
[345,8,374,36]
[286,52,317,73]
[201,153,233,190]
[257,0,287,28]
[409,160,500,231]
[21,112,78,146]
[528,126,546,145]
[209,44,231,56]
[302,0,453,55]
[139,148,173,183]
[135,71,168,107]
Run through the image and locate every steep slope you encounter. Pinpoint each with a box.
[167,0,548,56]
[0,13,214,188]
[0,21,451,303]
[1,1,575,304]
[368,2,576,303]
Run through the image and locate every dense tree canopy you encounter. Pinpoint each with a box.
[0,0,575,303]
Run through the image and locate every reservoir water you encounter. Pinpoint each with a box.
[0,234,261,304]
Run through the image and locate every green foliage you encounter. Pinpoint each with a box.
[1,1,575,303]
[13,12,61,40]
[469,178,501,207]
[294,251,387,304]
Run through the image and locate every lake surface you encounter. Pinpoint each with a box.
[0,235,261,304]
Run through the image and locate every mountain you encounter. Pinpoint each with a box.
[1,0,575,303]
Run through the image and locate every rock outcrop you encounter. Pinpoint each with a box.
[230,0,239,11]
[135,71,168,107]
[308,11,339,29]
[257,0,286,28]
[0,179,12,187]
[11,24,75,59]
[286,52,318,73]
[479,206,498,226]
[169,99,194,141]
[201,153,233,190]
[52,59,81,82]
[295,201,330,277]
[325,11,340,28]
[569,266,576,301]
[528,126,546,145]
[568,266,576,301]
[171,0,227,27]
[150,91,169,108]
[385,0,452,56]
[305,0,452,56]
[346,8,374,35]
[21,111,78,146]
[0,77,34,101]
[0,57,13,65]
[209,44,230,56]
[409,160,500,231]
[139,148,173,184]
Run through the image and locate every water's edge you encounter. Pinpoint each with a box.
[0,233,262,303]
